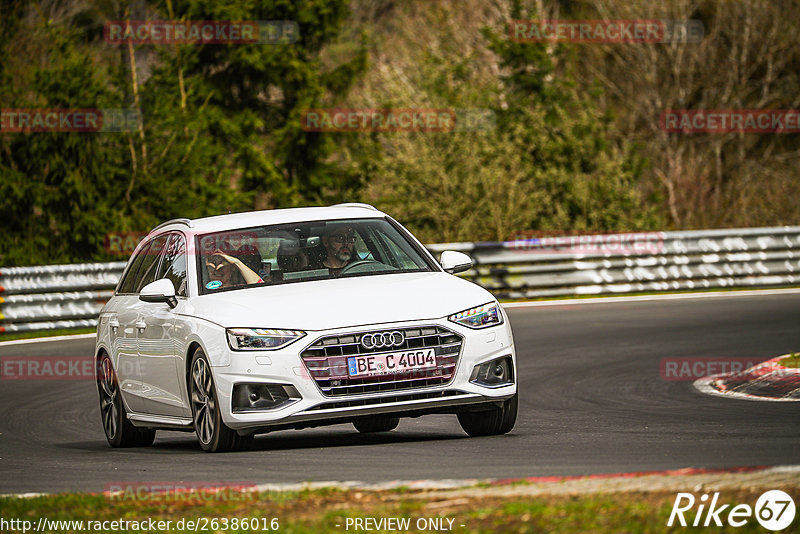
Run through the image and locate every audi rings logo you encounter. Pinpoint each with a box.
[361,331,405,350]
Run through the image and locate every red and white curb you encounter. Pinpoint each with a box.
[694,354,800,402]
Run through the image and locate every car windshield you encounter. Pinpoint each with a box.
[196,217,434,294]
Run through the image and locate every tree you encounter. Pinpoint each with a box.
[365,0,658,243]
[0,0,368,265]
[145,0,369,208]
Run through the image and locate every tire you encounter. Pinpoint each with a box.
[457,393,518,437]
[189,348,252,452]
[353,415,400,433]
[97,354,156,448]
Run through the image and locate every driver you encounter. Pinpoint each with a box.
[320,225,358,276]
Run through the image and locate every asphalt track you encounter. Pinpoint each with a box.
[1,291,799,494]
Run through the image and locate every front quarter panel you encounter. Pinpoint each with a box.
[175,311,229,368]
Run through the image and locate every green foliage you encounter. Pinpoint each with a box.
[0,0,367,265]
[0,21,128,264]
[482,0,660,235]
[147,0,369,205]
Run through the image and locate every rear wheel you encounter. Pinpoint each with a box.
[457,393,518,437]
[353,415,400,433]
[190,348,252,452]
[97,354,156,447]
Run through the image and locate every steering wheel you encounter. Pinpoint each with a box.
[339,259,382,274]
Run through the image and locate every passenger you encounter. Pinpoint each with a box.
[205,251,263,289]
[277,239,309,273]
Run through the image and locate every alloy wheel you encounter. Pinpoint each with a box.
[98,357,118,439]
[191,357,216,445]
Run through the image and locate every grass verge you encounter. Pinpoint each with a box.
[0,327,96,343]
[1,486,797,533]
[780,353,800,369]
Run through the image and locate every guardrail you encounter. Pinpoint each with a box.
[429,226,800,299]
[2,227,799,333]
[0,263,125,333]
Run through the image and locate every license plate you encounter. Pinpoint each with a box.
[347,348,436,378]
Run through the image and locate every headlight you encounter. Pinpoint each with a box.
[448,302,503,329]
[226,328,306,351]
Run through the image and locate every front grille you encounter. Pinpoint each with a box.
[306,390,464,411]
[300,325,463,396]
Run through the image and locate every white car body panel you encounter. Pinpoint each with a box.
[185,272,493,332]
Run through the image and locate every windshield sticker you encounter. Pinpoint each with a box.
[205,280,223,290]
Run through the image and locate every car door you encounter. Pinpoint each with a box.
[110,239,155,413]
[137,233,188,417]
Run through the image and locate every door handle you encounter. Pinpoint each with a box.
[135,320,147,332]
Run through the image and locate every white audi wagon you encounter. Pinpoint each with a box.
[95,204,517,452]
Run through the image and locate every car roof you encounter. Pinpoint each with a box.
[149,204,386,235]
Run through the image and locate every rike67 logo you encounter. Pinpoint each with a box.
[668,490,796,530]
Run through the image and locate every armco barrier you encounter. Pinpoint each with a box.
[428,226,800,299]
[1,227,799,333]
[0,263,125,333]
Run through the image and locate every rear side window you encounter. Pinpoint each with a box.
[156,233,188,296]
[117,241,153,294]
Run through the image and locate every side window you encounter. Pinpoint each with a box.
[156,233,188,296]
[381,233,418,269]
[118,240,153,294]
[133,234,169,293]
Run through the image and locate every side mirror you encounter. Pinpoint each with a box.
[440,250,474,274]
[139,278,178,308]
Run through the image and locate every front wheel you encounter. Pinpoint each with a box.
[457,393,518,437]
[97,354,156,447]
[190,348,252,452]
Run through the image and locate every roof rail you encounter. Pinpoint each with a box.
[330,202,379,211]
[149,218,193,233]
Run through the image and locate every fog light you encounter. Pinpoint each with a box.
[232,383,301,413]
[469,356,514,387]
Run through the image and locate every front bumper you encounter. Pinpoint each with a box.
[212,317,517,432]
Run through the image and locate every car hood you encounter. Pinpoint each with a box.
[184,272,494,331]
